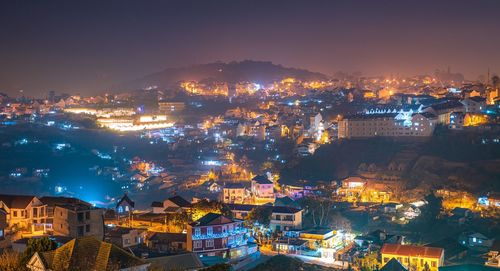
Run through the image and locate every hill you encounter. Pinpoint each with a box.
[114,60,328,91]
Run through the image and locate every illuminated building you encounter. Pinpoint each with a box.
[64,107,136,117]
[116,194,135,217]
[97,114,174,131]
[187,213,253,259]
[251,175,275,204]
[228,204,303,231]
[0,194,47,230]
[158,101,186,112]
[338,111,436,139]
[222,183,249,204]
[381,244,444,271]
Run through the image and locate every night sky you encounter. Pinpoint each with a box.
[1,0,500,96]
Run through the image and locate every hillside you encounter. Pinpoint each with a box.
[114,60,329,91]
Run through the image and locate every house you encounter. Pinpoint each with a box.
[105,226,145,248]
[299,228,336,249]
[282,184,317,200]
[381,244,444,271]
[39,196,93,232]
[459,232,493,252]
[151,196,192,214]
[146,232,187,253]
[272,238,308,254]
[187,213,251,260]
[0,208,6,240]
[270,206,303,231]
[222,183,248,204]
[0,194,47,229]
[52,202,104,240]
[251,175,275,204]
[380,258,408,271]
[461,97,486,113]
[26,237,149,271]
[227,204,303,231]
[485,240,500,268]
[163,195,192,214]
[116,193,135,216]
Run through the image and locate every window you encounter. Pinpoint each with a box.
[13,211,17,217]
[195,228,201,236]
[207,227,213,235]
[125,238,130,245]
[125,206,129,212]
[194,240,202,249]
[85,224,90,232]
[431,261,437,267]
[118,206,123,213]
[85,212,90,220]
[206,239,214,247]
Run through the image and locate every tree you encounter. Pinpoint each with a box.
[0,250,26,271]
[300,196,334,227]
[191,199,232,221]
[246,206,273,227]
[23,237,58,263]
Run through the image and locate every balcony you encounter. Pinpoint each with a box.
[192,228,247,240]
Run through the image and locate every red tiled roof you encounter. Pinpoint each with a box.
[381,244,443,259]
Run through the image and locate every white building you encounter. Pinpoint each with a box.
[338,111,436,139]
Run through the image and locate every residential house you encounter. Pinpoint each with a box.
[26,237,149,271]
[146,232,187,253]
[272,238,308,255]
[222,183,248,204]
[461,97,486,113]
[116,194,135,216]
[39,196,92,232]
[228,204,303,231]
[0,194,47,230]
[163,195,192,214]
[381,244,445,271]
[270,206,303,231]
[52,202,104,240]
[251,175,275,204]
[187,213,251,260]
[105,226,145,248]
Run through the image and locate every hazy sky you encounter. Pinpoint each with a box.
[1,0,500,96]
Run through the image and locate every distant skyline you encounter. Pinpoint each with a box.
[1,0,500,96]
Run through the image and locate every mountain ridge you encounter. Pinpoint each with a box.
[112,60,329,91]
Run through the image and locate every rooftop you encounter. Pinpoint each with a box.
[381,244,444,259]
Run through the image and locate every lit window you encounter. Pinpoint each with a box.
[195,228,201,236]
